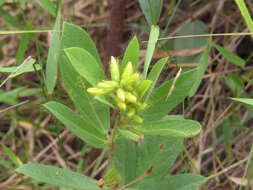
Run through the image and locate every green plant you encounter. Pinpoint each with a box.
[14,1,207,190]
[14,23,205,190]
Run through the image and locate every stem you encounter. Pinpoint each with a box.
[206,157,249,181]
[106,0,125,62]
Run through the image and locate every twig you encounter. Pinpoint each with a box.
[0,56,33,88]
[0,100,29,114]
[118,168,152,190]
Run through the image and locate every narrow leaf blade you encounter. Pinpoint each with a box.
[143,25,160,78]
[45,10,61,94]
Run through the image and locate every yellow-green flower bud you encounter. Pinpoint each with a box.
[110,56,120,81]
[97,81,118,89]
[87,87,109,95]
[125,92,137,103]
[127,108,136,117]
[138,103,148,111]
[117,101,127,111]
[117,88,125,102]
[137,80,152,98]
[121,62,133,80]
[133,115,143,124]
[121,73,140,86]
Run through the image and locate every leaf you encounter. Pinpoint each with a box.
[61,22,109,131]
[143,25,160,78]
[235,0,253,37]
[174,21,208,63]
[139,118,201,138]
[114,140,138,185]
[36,0,57,16]
[0,88,24,105]
[139,0,163,25]
[225,73,244,96]
[43,101,106,148]
[143,69,198,121]
[62,22,101,64]
[147,57,167,85]
[231,98,253,106]
[139,174,206,190]
[189,47,209,96]
[45,10,61,94]
[121,36,139,72]
[212,43,245,68]
[115,136,183,186]
[0,8,20,28]
[0,58,40,77]
[16,24,33,65]
[1,144,23,167]
[64,47,105,86]
[16,163,100,190]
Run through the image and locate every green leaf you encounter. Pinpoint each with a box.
[0,88,24,105]
[0,0,5,6]
[16,24,33,65]
[143,69,198,121]
[143,25,160,78]
[61,22,109,131]
[212,43,245,68]
[16,163,100,190]
[115,136,183,186]
[136,136,183,183]
[147,57,167,85]
[1,144,23,167]
[231,98,253,106]
[45,10,61,94]
[114,140,137,185]
[189,47,209,96]
[225,73,244,96]
[138,118,201,138]
[235,0,253,37]
[121,36,139,72]
[0,58,40,77]
[0,8,20,28]
[139,0,163,25]
[36,0,57,16]
[43,101,106,148]
[174,21,208,64]
[62,22,101,64]
[64,47,105,86]
[139,174,206,190]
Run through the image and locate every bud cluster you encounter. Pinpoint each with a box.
[87,56,152,124]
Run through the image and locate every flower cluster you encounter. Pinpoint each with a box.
[87,56,152,124]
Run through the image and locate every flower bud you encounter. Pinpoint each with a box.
[121,62,133,80]
[116,88,125,102]
[137,80,152,98]
[117,101,127,111]
[110,56,120,81]
[97,81,118,89]
[138,103,148,111]
[87,87,109,95]
[121,73,140,87]
[127,108,136,117]
[125,92,137,103]
[132,115,143,124]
